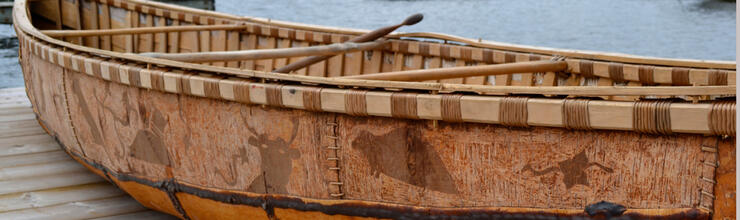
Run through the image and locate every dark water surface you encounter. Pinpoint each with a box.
[0,0,735,88]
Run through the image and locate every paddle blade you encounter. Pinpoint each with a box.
[402,13,424,26]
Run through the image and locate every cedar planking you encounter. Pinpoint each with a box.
[14,0,737,219]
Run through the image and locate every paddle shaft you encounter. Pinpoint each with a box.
[339,60,568,81]
[273,14,423,73]
[138,41,388,63]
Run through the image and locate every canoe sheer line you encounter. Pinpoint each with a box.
[60,140,711,220]
[16,28,738,136]
[14,0,735,92]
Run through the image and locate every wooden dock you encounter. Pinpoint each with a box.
[0,87,177,220]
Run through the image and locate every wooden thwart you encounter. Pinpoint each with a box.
[139,41,389,63]
[41,24,248,37]
[340,60,567,81]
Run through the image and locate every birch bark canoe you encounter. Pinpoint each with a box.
[13,0,735,219]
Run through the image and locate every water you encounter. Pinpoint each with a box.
[217,0,735,60]
[0,0,735,89]
[0,24,21,89]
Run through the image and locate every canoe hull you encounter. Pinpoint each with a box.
[18,37,734,219]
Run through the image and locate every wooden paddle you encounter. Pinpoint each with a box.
[137,41,389,63]
[338,60,568,81]
[272,13,424,73]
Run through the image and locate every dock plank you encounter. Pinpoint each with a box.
[0,113,36,123]
[0,134,56,147]
[0,171,106,195]
[0,196,148,220]
[0,151,70,169]
[0,183,124,212]
[0,160,88,180]
[0,141,60,157]
[0,87,176,219]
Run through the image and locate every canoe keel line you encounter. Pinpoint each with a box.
[13,0,736,219]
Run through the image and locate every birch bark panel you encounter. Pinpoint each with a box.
[64,69,138,175]
[170,100,331,197]
[61,71,333,197]
[713,138,736,219]
[337,117,707,209]
[177,193,269,219]
[167,95,263,190]
[18,39,34,110]
[24,55,81,156]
